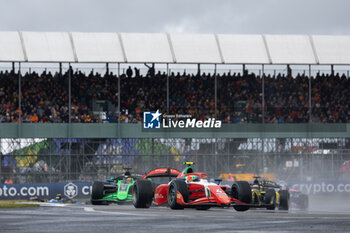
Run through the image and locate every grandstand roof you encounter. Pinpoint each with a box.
[0,31,349,65]
[22,32,75,62]
[217,34,269,64]
[0,31,25,62]
[121,33,172,63]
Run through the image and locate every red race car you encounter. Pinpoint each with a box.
[132,162,252,211]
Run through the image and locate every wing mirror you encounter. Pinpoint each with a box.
[214,178,222,184]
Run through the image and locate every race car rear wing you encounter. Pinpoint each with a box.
[142,168,181,179]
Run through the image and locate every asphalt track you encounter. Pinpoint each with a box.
[1,201,350,233]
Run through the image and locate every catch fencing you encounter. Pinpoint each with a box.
[1,137,349,184]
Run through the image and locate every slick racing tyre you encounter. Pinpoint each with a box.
[264,189,276,210]
[132,180,153,208]
[278,190,290,210]
[168,179,189,210]
[91,181,108,205]
[91,200,107,205]
[91,181,104,199]
[231,181,252,211]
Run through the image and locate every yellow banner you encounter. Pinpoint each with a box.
[219,173,276,181]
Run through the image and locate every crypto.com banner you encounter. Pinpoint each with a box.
[0,182,93,200]
[289,181,350,195]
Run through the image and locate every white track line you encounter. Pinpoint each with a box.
[15,202,71,207]
[83,207,158,216]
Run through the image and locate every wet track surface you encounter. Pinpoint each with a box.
[1,203,350,233]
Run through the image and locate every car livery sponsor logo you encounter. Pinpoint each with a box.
[216,188,223,193]
[177,193,181,199]
[64,183,78,199]
[155,193,164,199]
[218,193,227,197]
[206,188,211,197]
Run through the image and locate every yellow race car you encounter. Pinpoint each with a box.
[250,176,289,210]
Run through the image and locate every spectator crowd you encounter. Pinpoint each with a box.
[0,67,349,123]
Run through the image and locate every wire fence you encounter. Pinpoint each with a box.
[1,137,349,184]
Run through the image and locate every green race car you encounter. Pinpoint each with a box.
[91,168,139,205]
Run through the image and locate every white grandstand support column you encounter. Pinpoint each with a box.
[18,62,21,137]
[68,62,72,181]
[167,63,169,114]
[118,63,121,138]
[214,64,217,118]
[309,64,312,123]
[261,64,265,175]
[106,62,111,177]
[308,64,312,133]
[307,64,312,181]
[68,63,71,127]
[262,64,265,124]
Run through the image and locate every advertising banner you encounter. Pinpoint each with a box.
[286,181,350,195]
[0,182,93,200]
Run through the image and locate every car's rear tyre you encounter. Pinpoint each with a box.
[231,181,251,211]
[168,180,189,210]
[264,189,276,210]
[278,190,290,210]
[132,180,153,208]
[195,206,211,210]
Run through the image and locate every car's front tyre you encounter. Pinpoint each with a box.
[91,181,108,205]
[167,180,189,210]
[264,189,276,210]
[231,181,251,211]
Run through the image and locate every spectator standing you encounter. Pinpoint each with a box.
[126,66,133,78]
[144,63,155,77]
[134,67,140,77]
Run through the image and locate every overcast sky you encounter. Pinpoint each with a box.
[1,0,349,34]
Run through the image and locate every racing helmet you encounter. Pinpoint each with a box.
[186,175,200,182]
[124,171,131,176]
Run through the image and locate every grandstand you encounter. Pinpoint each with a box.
[0,32,350,184]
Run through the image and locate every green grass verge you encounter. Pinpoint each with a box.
[0,203,39,208]
[0,201,39,208]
